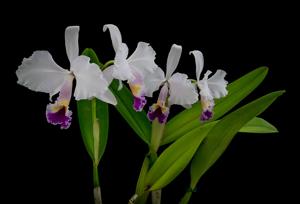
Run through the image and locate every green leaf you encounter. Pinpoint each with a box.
[76,49,109,164]
[163,66,269,144]
[82,48,103,67]
[77,98,109,164]
[134,156,151,204]
[190,90,285,189]
[145,122,217,191]
[239,117,278,133]
[110,80,151,144]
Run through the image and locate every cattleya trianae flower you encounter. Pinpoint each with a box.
[190,50,228,121]
[16,26,117,129]
[103,24,158,111]
[146,44,199,123]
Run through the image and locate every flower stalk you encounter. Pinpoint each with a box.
[93,165,102,204]
[149,119,165,204]
[102,60,114,70]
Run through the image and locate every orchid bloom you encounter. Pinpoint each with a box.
[190,50,228,121]
[147,44,199,124]
[103,24,158,111]
[16,26,117,129]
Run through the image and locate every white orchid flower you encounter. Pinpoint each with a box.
[147,44,199,124]
[103,24,158,111]
[190,50,228,121]
[16,26,117,129]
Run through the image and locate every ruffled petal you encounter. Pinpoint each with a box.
[71,56,113,103]
[128,42,158,77]
[103,24,122,53]
[133,96,147,112]
[16,51,70,98]
[65,26,79,63]
[207,69,228,98]
[190,50,204,82]
[147,104,169,124]
[113,43,134,81]
[166,44,182,79]
[143,67,165,97]
[168,73,198,108]
[46,105,72,129]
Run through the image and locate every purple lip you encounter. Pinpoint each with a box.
[147,105,169,124]
[133,96,147,112]
[46,105,72,129]
[200,109,213,121]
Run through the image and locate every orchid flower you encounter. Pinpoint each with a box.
[16,26,117,129]
[103,24,158,111]
[146,44,199,124]
[190,50,228,121]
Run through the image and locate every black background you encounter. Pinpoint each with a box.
[2,2,298,203]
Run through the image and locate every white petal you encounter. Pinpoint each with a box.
[100,89,117,105]
[16,51,70,97]
[143,67,165,97]
[166,44,182,79]
[113,43,134,81]
[115,43,129,62]
[65,26,79,63]
[80,62,117,105]
[168,73,198,108]
[198,70,213,100]
[103,65,115,85]
[207,69,228,98]
[198,79,213,100]
[71,56,111,102]
[128,42,158,77]
[103,24,122,53]
[190,50,204,82]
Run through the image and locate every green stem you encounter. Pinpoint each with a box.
[150,119,165,154]
[148,120,165,204]
[102,60,114,70]
[93,165,100,187]
[93,165,102,204]
[132,119,166,204]
[92,98,100,164]
[92,98,102,204]
[151,189,162,204]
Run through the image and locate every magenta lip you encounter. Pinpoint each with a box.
[133,96,147,112]
[147,106,169,124]
[200,109,213,121]
[46,105,72,129]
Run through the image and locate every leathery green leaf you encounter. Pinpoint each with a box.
[145,122,217,191]
[77,99,108,164]
[163,66,269,144]
[239,117,278,133]
[76,49,109,164]
[190,90,285,189]
[110,80,151,144]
